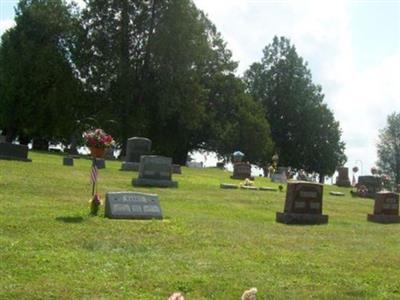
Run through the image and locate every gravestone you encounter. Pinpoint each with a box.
[121,137,152,171]
[94,158,105,169]
[104,148,115,160]
[0,135,6,143]
[220,183,238,189]
[187,161,203,168]
[276,181,328,224]
[0,142,31,162]
[357,175,382,198]
[105,191,162,219]
[367,191,400,223]
[231,162,254,180]
[336,167,351,187]
[133,155,178,187]
[63,156,74,166]
[172,164,182,174]
[271,167,288,183]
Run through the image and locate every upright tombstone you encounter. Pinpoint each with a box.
[105,191,162,219]
[121,137,152,171]
[172,164,182,174]
[276,181,328,224]
[104,148,115,160]
[367,191,400,223]
[0,142,31,162]
[231,162,254,180]
[271,167,288,183]
[63,156,74,166]
[94,158,106,169]
[358,175,382,198]
[133,155,178,187]
[336,167,351,187]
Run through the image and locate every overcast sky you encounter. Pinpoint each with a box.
[1,0,399,175]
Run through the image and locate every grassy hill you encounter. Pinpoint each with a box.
[1,152,399,299]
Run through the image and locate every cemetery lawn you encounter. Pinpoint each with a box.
[1,152,400,300]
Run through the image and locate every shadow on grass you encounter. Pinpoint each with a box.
[55,216,85,223]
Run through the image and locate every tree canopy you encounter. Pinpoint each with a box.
[0,0,84,147]
[377,112,400,185]
[244,36,346,179]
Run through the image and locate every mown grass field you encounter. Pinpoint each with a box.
[1,152,399,299]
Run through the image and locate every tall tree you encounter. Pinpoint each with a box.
[0,0,83,147]
[244,36,346,180]
[377,112,400,185]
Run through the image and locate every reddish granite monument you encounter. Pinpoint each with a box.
[276,181,328,224]
[336,167,351,187]
[367,191,400,223]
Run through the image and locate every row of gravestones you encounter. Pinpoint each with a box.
[104,181,400,223]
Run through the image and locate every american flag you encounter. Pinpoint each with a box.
[91,164,98,184]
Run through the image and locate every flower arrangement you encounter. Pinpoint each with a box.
[90,194,101,216]
[83,128,115,149]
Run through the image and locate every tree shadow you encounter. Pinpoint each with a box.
[55,216,85,223]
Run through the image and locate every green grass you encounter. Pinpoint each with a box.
[1,152,400,299]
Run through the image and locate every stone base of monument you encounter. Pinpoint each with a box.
[120,161,140,171]
[276,212,329,225]
[367,214,400,224]
[0,143,31,162]
[132,178,178,188]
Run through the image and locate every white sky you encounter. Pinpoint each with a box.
[1,0,400,176]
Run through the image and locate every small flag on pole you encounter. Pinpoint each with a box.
[91,164,98,184]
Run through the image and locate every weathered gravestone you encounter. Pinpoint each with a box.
[231,162,254,180]
[105,191,162,219]
[63,156,74,166]
[357,175,382,198]
[172,164,182,174]
[367,191,400,223]
[336,167,351,187]
[276,181,328,224]
[271,167,288,183]
[94,158,105,169]
[133,155,178,187]
[121,137,152,171]
[187,161,203,168]
[0,142,31,162]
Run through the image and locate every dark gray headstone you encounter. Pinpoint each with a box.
[231,162,253,180]
[133,155,177,187]
[121,137,151,171]
[105,191,162,219]
[271,167,288,183]
[94,158,105,169]
[63,156,74,166]
[172,164,182,174]
[0,142,31,162]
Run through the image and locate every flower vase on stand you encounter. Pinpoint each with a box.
[90,147,105,159]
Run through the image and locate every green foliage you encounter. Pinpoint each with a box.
[377,112,400,185]
[1,152,400,299]
[244,36,346,177]
[0,0,84,143]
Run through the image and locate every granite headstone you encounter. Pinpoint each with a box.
[0,142,31,162]
[367,191,400,223]
[271,167,288,183]
[121,137,152,171]
[133,155,178,187]
[63,156,74,166]
[231,162,254,180]
[105,191,162,219]
[336,167,351,187]
[357,175,382,198]
[276,181,328,224]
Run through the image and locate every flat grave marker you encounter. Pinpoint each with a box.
[105,191,162,219]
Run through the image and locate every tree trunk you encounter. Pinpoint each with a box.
[319,173,325,184]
